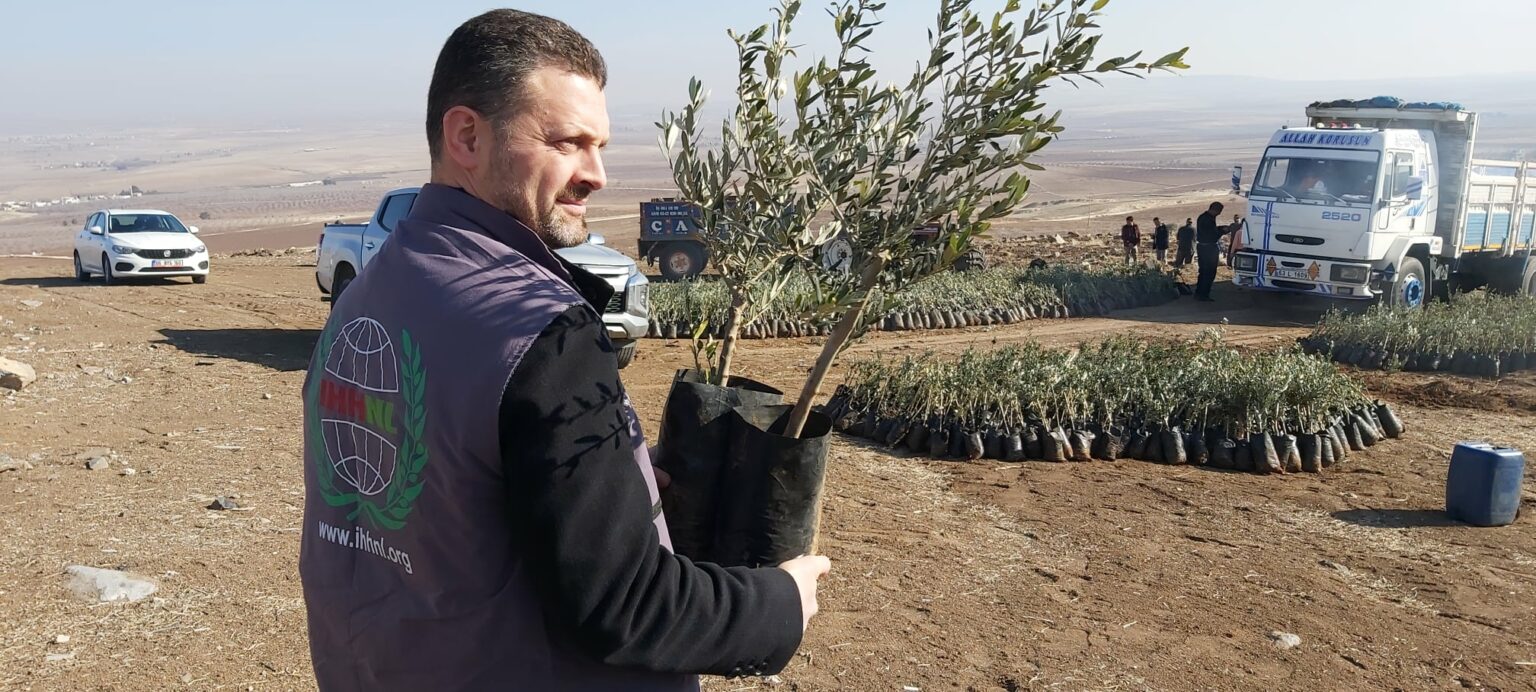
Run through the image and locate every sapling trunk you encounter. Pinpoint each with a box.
[785,259,885,439]
[714,292,748,384]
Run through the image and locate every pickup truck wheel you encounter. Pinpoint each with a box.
[74,252,91,281]
[614,340,637,369]
[330,266,356,309]
[658,244,704,282]
[1383,257,1427,309]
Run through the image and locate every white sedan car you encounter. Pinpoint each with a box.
[73,209,210,284]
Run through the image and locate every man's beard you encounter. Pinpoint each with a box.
[484,154,590,249]
[536,188,590,249]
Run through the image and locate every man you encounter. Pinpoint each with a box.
[1226,214,1247,268]
[1152,217,1170,266]
[1194,202,1225,302]
[1174,217,1195,268]
[299,11,829,691]
[1120,215,1141,266]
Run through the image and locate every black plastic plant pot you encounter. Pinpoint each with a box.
[1298,433,1322,473]
[1041,427,1069,462]
[1375,401,1405,439]
[1251,433,1282,474]
[1319,431,1337,468]
[1123,428,1150,460]
[1186,428,1208,466]
[711,404,832,569]
[1209,435,1236,470]
[1069,429,1094,461]
[1004,431,1026,461]
[655,369,784,562]
[928,423,950,459]
[1161,427,1187,465]
[1092,427,1124,461]
[905,421,930,453]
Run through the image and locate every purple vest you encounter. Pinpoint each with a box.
[299,185,688,691]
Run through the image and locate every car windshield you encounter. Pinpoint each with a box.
[109,214,188,233]
[1250,155,1378,208]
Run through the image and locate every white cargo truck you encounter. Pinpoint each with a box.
[1232,98,1536,307]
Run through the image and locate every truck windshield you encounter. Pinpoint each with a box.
[1250,154,1378,208]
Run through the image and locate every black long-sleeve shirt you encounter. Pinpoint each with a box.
[1197,211,1224,244]
[498,263,802,678]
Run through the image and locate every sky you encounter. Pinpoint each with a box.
[4,0,1536,133]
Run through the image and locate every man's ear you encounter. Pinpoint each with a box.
[441,105,487,172]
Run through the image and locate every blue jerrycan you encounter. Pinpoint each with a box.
[1445,443,1524,527]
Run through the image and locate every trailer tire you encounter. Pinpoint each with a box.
[1384,257,1428,309]
[658,243,705,282]
[954,247,986,272]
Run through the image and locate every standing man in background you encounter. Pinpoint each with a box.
[1194,202,1225,302]
[1227,214,1247,267]
[1152,217,1170,267]
[299,10,829,691]
[1175,217,1195,269]
[1121,215,1141,266]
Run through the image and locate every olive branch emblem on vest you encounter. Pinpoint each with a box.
[306,319,429,531]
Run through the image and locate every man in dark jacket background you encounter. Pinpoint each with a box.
[1175,217,1195,268]
[299,10,829,691]
[1194,202,1226,301]
[1152,217,1170,266]
[1120,215,1141,265]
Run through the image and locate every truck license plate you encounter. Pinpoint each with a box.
[1269,267,1310,280]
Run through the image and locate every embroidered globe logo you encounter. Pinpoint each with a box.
[321,317,400,496]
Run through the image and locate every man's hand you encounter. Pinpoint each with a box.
[777,554,831,632]
[647,445,670,489]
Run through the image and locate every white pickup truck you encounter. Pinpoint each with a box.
[315,187,649,367]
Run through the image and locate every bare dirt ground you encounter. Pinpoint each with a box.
[2,250,1534,692]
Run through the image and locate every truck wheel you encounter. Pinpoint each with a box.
[614,340,637,369]
[658,244,704,282]
[1384,258,1428,309]
[331,265,356,309]
[1511,259,1536,296]
[954,247,986,272]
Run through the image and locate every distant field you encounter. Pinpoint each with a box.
[4,106,1534,254]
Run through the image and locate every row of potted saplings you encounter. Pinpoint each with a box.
[820,391,1406,473]
[645,284,1178,340]
[1300,336,1528,379]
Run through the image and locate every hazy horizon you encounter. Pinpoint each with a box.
[6,0,1536,135]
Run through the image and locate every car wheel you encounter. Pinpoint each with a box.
[330,266,356,309]
[1384,257,1427,309]
[615,340,637,369]
[74,252,91,281]
[101,254,115,285]
[192,274,208,285]
[658,244,704,282]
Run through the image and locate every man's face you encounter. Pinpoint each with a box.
[483,67,609,249]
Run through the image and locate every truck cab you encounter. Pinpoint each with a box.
[1234,125,1442,305]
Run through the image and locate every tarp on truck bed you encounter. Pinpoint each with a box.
[1309,97,1465,111]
